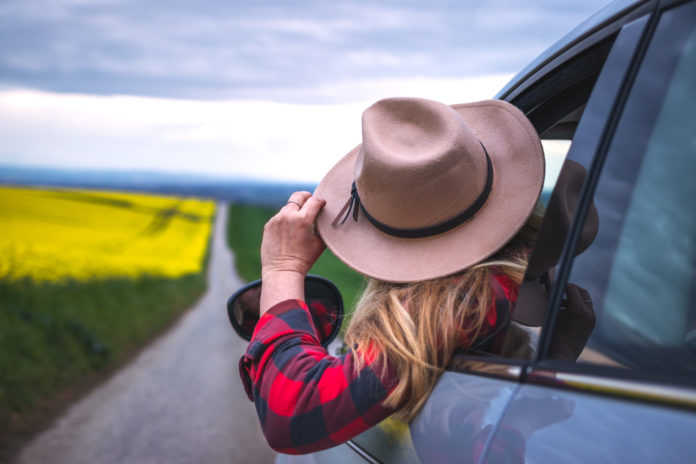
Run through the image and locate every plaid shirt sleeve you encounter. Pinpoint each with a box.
[238,273,519,455]
[238,299,398,455]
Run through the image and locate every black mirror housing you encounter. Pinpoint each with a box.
[226,275,344,348]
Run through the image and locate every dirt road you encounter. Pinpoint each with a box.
[17,204,276,464]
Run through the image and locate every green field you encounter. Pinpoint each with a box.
[227,203,365,312]
[0,187,212,459]
[0,274,206,406]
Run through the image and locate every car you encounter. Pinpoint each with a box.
[228,0,696,461]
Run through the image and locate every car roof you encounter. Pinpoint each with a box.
[496,0,651,100]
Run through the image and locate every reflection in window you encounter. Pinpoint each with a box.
[604,36,696,347]
[569,3,696,377]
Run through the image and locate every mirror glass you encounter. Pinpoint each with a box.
[226,275,344,347]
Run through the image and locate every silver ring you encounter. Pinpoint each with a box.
[287,200,302,208]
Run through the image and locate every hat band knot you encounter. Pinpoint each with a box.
[332,141,494,239]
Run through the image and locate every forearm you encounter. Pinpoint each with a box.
[260,269,305,316]
[258,191,326,317]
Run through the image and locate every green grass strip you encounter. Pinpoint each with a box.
[0,273,206,452]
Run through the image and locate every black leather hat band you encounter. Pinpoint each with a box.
[332,141,494,239]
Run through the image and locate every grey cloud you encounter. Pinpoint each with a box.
[0,0,610,102]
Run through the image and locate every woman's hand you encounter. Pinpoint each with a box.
[549,283,596,360]
[259,191,326,315]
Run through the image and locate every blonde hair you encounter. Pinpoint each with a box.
[344,209,542,421]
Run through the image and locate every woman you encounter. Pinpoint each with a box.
[239,97,588,455]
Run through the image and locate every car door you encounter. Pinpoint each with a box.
[487,1,696,462]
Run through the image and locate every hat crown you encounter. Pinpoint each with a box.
[355,97,489,230]
[314,96,545,283]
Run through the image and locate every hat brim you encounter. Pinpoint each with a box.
[314,100,545,283]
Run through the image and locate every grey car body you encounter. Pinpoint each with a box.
[280,0,696,461]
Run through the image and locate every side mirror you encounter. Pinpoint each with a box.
[226,274,344,348]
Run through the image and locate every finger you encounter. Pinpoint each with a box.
[565,283,595,322]
[285,199,302,210]
[564,284,585,309]
[578,287,592,304]
[286,191,312,210]
[568,283,593,306]
[303,196,326,221]
[565,283,581,299]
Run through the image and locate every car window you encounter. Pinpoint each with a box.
[552,0,696,379]
[456,34,624,365]
[350,416,420,463]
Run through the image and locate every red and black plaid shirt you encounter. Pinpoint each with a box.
[239,272,518,455]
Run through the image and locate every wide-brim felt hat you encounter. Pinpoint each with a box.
[314,97,545,283]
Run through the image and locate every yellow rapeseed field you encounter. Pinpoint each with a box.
[0,186,215,282]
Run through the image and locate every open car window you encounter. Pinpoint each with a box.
[448,34,623,366]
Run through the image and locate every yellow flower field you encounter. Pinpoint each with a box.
[0,186,215,282]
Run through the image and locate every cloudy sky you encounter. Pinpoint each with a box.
[0,0,609,183]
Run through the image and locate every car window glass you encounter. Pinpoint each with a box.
[457,40,620,364]
[553,1,696,378]
[350,417,420,463]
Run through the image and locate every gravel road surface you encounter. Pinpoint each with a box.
[17,204,276,464]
